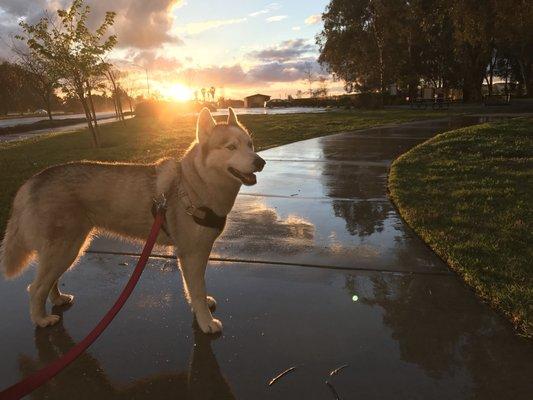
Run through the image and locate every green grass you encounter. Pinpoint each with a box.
[0,109,449,236]
[389,118,533,336]
[237,109,452,149]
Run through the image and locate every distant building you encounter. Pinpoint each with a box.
[244,94,271,108]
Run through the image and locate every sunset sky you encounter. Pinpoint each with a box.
[0,0,337,100]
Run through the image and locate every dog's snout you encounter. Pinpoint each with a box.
[253,155,266,172]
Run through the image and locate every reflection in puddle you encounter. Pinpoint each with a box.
[218,195,442,272]
[220,200,315,256]
[18,310,234,400]
[331,200,391,237]
[343,273,533,398]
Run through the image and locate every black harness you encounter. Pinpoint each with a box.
[190,206,227,230]
[151,162,227,234]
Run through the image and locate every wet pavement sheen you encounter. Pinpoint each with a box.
[1,116,532,399]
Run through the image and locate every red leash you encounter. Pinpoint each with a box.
[0,209,166,400]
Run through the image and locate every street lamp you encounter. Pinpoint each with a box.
[131,63,150,99]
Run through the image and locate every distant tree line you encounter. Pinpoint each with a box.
[317,0,533,102]
[0,61,62,117]
[0,61,132,118]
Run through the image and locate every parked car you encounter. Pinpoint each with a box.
[34,109,48,116]
[266,99,290,108]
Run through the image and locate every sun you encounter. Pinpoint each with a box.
[167,83,193,102]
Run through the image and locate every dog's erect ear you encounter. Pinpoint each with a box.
[227,107,239,126]
[196,107,216,143]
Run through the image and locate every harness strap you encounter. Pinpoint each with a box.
[152,161,226,232]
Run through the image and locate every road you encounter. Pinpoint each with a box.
[0,114,133,143]
[0,112,118,129]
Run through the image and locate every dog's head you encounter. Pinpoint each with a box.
[195,107,265,186]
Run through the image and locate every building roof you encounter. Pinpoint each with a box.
[244,93,271,99]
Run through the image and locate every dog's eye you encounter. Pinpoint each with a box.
[226,144,237,151]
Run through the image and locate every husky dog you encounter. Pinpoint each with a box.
[0,108,265,334]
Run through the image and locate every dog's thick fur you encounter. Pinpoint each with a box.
[0,108,264,334]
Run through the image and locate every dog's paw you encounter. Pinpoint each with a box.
[34,314,61,328]
[52,294,74,306]
[206,296,217,311]
[199,318,223,334]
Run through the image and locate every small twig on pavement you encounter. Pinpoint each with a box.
[326,380,341,399]
[329,364,349,376]
[267,366,297,386]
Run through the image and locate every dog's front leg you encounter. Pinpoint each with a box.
[179,252,222,334]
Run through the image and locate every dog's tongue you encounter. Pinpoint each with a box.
[242,173,257,186]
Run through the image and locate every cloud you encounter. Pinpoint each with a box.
[266,15,287,23]
[170,58,322,88]
[0,0,184,51]
[132,50,182,71]
[178,17,247,35]
[292,26,301,31]
[90,0,184,48]
[249,2,280,17]
[0,0,47,16]
[248,60,318,83]
[177,64,250,87]
[249,39,315,62]
[304,14,321,25]
[0,0,48,59]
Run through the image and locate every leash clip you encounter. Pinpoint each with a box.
[152,193,168,214]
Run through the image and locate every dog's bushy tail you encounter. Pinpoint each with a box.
[1,194,33,279]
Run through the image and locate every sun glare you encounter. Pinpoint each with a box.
[167,83,193,102]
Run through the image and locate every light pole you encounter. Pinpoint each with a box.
[131,63,150,99]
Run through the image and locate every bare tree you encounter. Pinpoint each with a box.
[105,66,125,123]
[12,46,60,120]
[121,74,136,113]
[303,62,315,97]
[317,76,328,97]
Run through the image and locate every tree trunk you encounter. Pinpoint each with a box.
[462,63,485,102]
[86,83,98,126]
[115,88,125,123]
[117,94,126,125]
[86,82,102,142]
[79,93,99,147]
[113,94,119,118]
[45,93,53,121]
[463,78,484,102]
[106,71,124,121]
[407,79,419,100]
[460,42,490,103]
[516,59,533,97]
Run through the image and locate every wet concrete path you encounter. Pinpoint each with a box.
[1,116,532,399]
